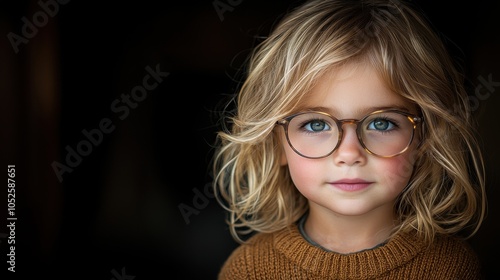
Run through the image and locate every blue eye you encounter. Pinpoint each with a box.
[368,118,396,131]
[304,120,331,132]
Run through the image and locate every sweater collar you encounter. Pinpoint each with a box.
[274,224,425,278]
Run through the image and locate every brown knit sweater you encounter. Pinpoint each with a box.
[218,225,482,279]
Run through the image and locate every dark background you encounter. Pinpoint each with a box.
[1,0,499,279]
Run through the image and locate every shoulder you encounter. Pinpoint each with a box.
[428,234,480,261]
[415,234,482,279]
[217,228,293,280]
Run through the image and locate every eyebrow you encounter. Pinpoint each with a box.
[304,105,412,116]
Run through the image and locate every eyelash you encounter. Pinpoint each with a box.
[298,118,332,133]
[297,117,401,132]
[367,117,400,132]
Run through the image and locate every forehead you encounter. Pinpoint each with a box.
[302,62,414,118]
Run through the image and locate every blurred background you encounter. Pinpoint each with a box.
[1,0,499,279]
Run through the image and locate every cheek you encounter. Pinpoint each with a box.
[282,143,324,188]
[378,152,417,188]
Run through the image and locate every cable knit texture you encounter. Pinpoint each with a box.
[218,225,482,279]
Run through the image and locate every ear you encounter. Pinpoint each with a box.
[280,148,288,166]
[416,119,425,149]
[276,129,288,166]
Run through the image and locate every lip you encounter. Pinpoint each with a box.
[329,178,373,192]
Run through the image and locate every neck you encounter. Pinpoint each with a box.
[303,206,396,254]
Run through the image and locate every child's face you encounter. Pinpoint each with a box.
[280,62,418,218]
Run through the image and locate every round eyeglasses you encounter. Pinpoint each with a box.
[276,109,422,159]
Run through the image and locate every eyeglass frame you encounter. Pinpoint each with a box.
[276,109,423,159]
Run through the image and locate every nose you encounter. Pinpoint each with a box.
[333,123,366,166]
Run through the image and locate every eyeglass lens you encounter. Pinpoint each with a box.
[285,111,416,158]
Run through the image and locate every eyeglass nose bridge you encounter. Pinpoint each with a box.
[335,118,365,148]
[338,118,361,126]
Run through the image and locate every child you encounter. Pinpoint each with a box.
[212,0,487,279]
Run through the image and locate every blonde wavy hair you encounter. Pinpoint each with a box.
[212,0,486,244]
